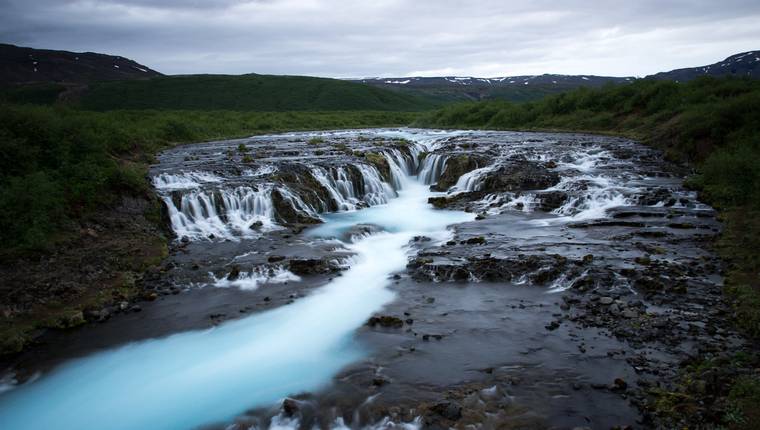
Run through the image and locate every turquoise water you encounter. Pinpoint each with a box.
[0,177,472,430]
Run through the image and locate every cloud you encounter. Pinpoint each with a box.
[1,0,759,77]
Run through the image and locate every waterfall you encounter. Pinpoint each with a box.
[383,149,414,190]
[275,187,321,219]
[310,166,361,211]
[163,185,276,240]
[356,164,396,206]
[418,153,448,185]
[448,165,495,193]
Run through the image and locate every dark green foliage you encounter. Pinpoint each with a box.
[0,83,67,105]
[0,172,64,249]
[0,105,418,250]
[77,74,435,111]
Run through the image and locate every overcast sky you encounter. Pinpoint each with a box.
[1,0,759,78]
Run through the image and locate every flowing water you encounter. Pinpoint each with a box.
[0,130,472,430]
[0,128,723,429]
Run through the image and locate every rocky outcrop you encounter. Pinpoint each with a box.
[434,155,489,190]
[479,161,560,193]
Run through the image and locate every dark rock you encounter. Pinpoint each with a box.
[429,401,462,421]
[282,398,300,417]
[465,236,487,245]
[367,315,404,328]
[288,258,335,275]
[434,155,489,190]
[537,191,568,211]
[613,378,628,390]
[479,161,560,193]
[226,265,241,281]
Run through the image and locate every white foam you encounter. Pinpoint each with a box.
[212,266,301,291]
[152,171,223,190]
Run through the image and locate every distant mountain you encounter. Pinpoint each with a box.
[0,43,162,84]
[648,51,760,81]
[350,74,634,103]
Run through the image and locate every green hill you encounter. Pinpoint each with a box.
[76,74,436,111]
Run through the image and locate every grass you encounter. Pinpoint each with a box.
[72,74,437,112]
[0,105,419,252]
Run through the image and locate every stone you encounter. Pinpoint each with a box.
[599,297,614,305]
[366,315,404,328]
[430,401,462,421]
[622,309,638,319]
[613,378,628,390]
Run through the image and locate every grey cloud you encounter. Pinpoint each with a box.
[1,0,759,77]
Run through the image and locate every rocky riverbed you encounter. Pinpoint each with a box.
[0,128,751,430]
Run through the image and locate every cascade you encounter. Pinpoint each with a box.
[418,153,448,185]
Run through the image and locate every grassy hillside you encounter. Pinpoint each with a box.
[75,74,436,111]
[415,77,760,428]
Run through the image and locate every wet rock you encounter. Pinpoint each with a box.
[226,265,241,281]
[429,401,462,421]
[464,236,487,245]
[634,256,652,265]
[427,192,477,209]
[599,297,614,305]
[478,161,560,193]
[288,258,335,275]
[345,223,384,239]
[613,378,628,391]
[537,191,568,211]
[272,189,322,225]
[366,315,404,328]
[282,398,300,417]
[434,155,489,190]
[638,188,673,206]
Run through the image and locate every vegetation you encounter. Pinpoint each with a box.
[378,80,620,104]
[0,105,418,251]
[415,76,760,425]
[0,83,69,105]
[68,74,436,111]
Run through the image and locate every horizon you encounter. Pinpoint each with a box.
[4,40,757,80]
[1,1,759,79]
